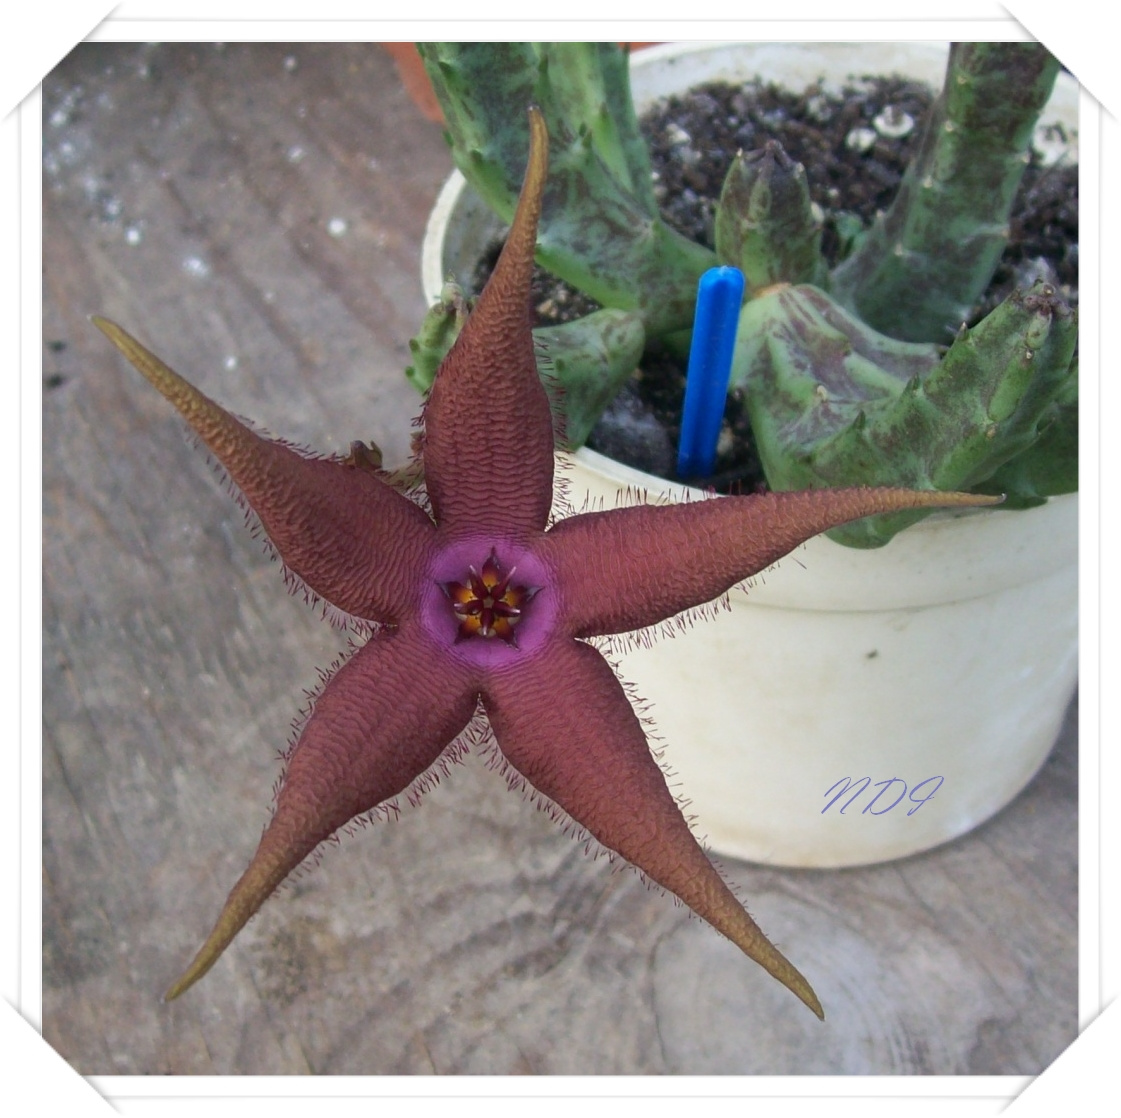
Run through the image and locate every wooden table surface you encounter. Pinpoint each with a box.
[42,43,1077,1077]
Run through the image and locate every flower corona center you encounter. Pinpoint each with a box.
[439,549,540,645]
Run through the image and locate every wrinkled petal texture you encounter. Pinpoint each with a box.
[481,637,823,1018]
[421,109,555,538]
[92,318,436,624]
[164,623,480,999]
[542,486,1000,638]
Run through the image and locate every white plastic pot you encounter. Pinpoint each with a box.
[421,42,1079,868]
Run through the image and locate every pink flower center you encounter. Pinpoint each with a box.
[440,549,540,645]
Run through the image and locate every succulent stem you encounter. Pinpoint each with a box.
[830,43,1062,342]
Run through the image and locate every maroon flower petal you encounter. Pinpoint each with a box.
[482,637,824,1018]
[93,317,436,624]
[420,107,555,539]
[540,487,1002,638]
[163,623,480,1000]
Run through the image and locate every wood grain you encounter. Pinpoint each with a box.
[42,42,1077,1076]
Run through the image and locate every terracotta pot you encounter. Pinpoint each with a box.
[421,42,1079,867]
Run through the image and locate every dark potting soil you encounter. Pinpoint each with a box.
[470,75,1079,490]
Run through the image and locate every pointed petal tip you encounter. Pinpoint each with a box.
[162,943,221,1003]
[92,315,149,357]
[90,315,197,405]
[162,973,194,1004]
[162,945,231,1001]
[851,485,1004,510]
[90,314,125,344]
[818,486,1007,523]
[156,832,310,1004]
[723,915,824,1019]
[935,489,1004,508]
[492,103,548,290]
[792,974,825,1020]
[770,961,824,1018]
[157,888,262,1004]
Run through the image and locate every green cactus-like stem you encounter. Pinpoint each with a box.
[829,42,1062,343]
[731,284,942,473]
[918,281,1077,491]
[419,42,542,212]
[405,281,471,394]
[544,43,658,212]
[536,308,646,448]
[419,42,716,335]
[715,141,826,291]
[976,373,1077,504]
[734,280,1076,547]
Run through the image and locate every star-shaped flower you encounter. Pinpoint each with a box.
[94,108,998,1018]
